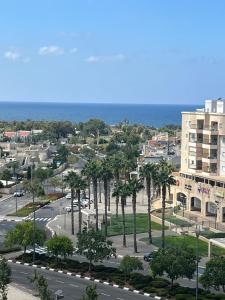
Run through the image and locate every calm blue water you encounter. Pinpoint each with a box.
[0,102,199,127]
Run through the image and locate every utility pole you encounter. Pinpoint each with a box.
[31,157,36,263]
[195,225,200,300]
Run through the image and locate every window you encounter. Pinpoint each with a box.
[222,152,225,158]
[222,166,225,172]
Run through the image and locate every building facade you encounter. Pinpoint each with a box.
[172,99,225,226]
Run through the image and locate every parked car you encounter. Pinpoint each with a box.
[65,205,79,213]
[143,250,157,262]
[13,191,24,197]
[66,193,71,199]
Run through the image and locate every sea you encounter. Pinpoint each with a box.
[0,102,199,127]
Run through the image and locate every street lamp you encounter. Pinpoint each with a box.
[214,200,220,229]
[30,156,36,263]
[195,224,201,300]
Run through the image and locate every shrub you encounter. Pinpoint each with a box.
[151,279,169,288]
[176,294,195,300]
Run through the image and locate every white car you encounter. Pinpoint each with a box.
[66,193,71,199]
[65,205,79,213]
[13,191,24,197]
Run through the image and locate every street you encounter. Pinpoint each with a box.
[10,263,154,300]
[0,193,32,216]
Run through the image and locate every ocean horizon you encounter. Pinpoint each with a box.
[0,101,199,127]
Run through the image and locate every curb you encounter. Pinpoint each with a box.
[7,259,162,299]
[46,216,58,237]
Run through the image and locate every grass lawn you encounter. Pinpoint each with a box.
[141,235,225,257]
[105,214,167,236]
[8,201,49,217]
[164,215,192,227]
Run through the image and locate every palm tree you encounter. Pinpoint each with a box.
[140,163,157,244]
[110,153,125,217]
[157,164,175,248]
[100,159,113,237]
[65,172,86,234]
[64,171,77,235]
[113,181,131,247]
[83,160,102,230]
[82,164,92,209]
[128,178,144,253]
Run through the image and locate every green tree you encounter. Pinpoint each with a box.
[30,271,53,300]
[112,181,131,247]
[0,256,11,300]
[128,178,144,253]
[76,228,116,271]
[81,284,98,300]
[119,256,143,282]
[57,144,69,163]
[1,169,11,186]
[140,163,157,244]
[100,159,113,237]
[110,153,125,216]
[200,257,225,291]
[82,160,101,230]
[46,235,74,260]
[157,160,175,248]
[4,221,46,253]
[150,246,196,286]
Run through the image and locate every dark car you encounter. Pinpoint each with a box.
[143,250,157,262]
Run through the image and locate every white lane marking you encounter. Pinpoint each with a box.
[69,284,79,288]
[56,280,65,284]
[19,271,29,275]
[101,293,110,297]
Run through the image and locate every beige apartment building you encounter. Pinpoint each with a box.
[172,99,225,227]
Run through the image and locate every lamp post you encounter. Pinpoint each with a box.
[195,224,201,300]
[31,157,36,263]
[215,200,220,229]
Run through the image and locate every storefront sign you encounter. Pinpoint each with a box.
[198,184,210,195]
[214,191,224,198]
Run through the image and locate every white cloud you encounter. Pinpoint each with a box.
[4,51,20,61]
[38,45,64,56]
[70,48,78,54]
[85,54,126,63]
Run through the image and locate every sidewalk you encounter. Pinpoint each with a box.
[8,284,38,300]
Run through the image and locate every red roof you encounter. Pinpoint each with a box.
[19,131,30,137]
[4,131,16,138]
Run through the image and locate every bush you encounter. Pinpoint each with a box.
[151,279,169,288]
[129,273,152,289]
[176,295,195,300]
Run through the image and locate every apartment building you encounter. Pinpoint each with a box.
[172,99,225,226]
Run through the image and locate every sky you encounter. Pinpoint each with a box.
[1,0,225,104]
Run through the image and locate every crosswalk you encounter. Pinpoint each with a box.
[26,246,48,255]
[23,216,52,222]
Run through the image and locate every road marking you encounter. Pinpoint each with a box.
[39,218,44,221]
[56,280,65,284]
[116,298,124,300]
[101,293,110,297]
[69,284,79,288]
[19,271,28,275]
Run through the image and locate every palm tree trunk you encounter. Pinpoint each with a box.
[107,180,111,212]
[116,175,119,217]
[77,189,82,234]
[103,179,108,237]
[162,185,166,249]
[99,179,102,203]
[93,179,98,230]
[146,178,152,244]
[121,197,126,247]
[132,192,137,253]
[88,178,91,209]
[71,188,75,235]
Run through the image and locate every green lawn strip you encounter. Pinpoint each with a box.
[164,215,192,227]
[7,201,49,217]
[105,214,167,236]
[141,235,225,257]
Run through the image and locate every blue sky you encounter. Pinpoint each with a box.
[1,0,225,104]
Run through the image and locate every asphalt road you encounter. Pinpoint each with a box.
[0,193,32,216]
[10,263,154,300]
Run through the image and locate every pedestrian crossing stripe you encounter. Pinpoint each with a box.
[23,217,52,222]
